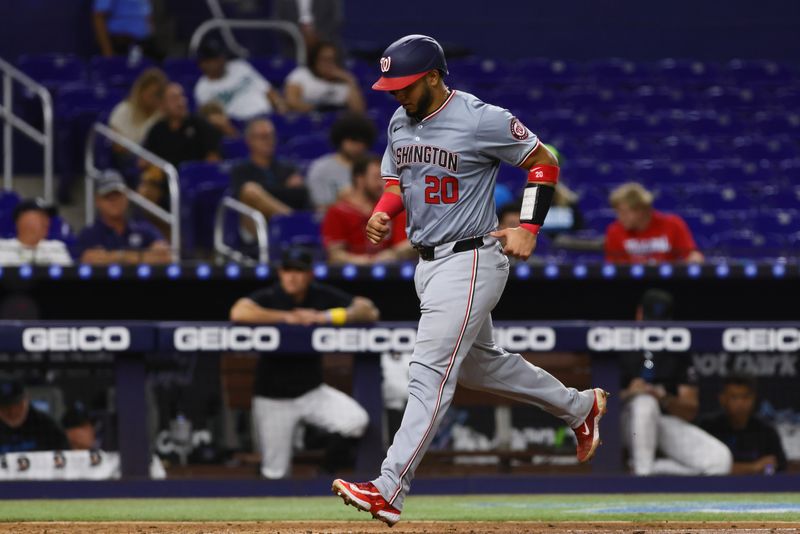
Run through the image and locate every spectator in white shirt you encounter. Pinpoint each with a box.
[0,199,72,266]
[194,39,287,121]
[307,113,376,210]
[284,41,365,114]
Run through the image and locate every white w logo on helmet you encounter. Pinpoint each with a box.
[380,56,392,73]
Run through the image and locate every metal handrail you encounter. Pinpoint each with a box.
[85,123,180,262]
[0,56,54,202]
[204,0,250,59]
[189,19,307,66]
[214,196,269,265]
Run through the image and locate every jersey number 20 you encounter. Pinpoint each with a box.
[424,175,459,204]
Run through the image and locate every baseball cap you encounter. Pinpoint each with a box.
[372,34,448,91]
[197,38,227,61]
[62,402,92,429]
[13,198,57,222]
[0,379,25,407]
[280,248,313,271]
[95,169,127,196]
[640,289,674,320]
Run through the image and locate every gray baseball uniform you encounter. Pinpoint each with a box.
[372,90,595,509]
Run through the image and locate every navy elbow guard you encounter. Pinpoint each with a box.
[520,183,556,226]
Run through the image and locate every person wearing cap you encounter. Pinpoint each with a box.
[284,41,365,114]
[605,182,704,264]
[0,379,70,454]
[61,402,98,451]
[307,113,377,211]
[194,38,288,121]
[0,199,72,266]
[619,289,731,476]
[76,170,170,265]
[229,248,379,479]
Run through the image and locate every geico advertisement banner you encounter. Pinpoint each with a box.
[3,325,153,352]
[2,322,799,353]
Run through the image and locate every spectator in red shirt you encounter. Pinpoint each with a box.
[321,155,414,264]
[605,182,704,264]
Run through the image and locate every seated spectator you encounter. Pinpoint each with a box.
[605,182,704,264]
[0,379,70,454]
[92,0,160,59]
[322,155,413,264]
[284,41,365,114]
[199,101,240,139]
[77,170,170,264]
[620,290,731,476]
[140,83,221,207]
[229,248,377,478]
[61,403,97,451]
[699,373,788,474]
[232,118,311,240]
[194,38,287,121]
[0,199,72,266]
[307,113,376,210]
[109,67,167,146]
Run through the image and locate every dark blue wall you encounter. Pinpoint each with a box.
[342,0,800,60]
[1,0,799,62]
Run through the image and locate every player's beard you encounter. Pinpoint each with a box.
[407,84,433,122]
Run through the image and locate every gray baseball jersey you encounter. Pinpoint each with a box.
[370,89,596,511]
[380,90,540,247]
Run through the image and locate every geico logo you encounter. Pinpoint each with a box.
[587,327,691,352]
[173,327,280,351]
[22,327,130,352]
[312,328,417,352]
[722,328,800,352]
[494,327,556,352]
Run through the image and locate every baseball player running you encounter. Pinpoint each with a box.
[332,35,608,526]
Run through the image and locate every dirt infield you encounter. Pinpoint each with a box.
[1,522,798,534]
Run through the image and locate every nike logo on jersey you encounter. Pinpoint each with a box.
[581,422,590,436]
[393,125,403,133]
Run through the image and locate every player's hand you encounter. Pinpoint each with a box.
[285,309,320,326]
[366,212,391,244]
[490,227,538,260]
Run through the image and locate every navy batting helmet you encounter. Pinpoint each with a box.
[372,34,448,91]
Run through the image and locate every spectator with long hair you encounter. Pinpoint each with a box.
[109,67,167,146]
[284,42,365,114]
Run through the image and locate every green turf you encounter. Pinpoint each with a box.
[1,493,799,522]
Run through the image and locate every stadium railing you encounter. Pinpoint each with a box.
[0,56,53,202]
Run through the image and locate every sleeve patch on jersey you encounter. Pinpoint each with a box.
[510,117,530,140]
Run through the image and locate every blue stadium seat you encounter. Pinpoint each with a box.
[163,58,202,84]
[89,56,154,89]
[16,54,86,90]
[178,162,231,254]
[0,190,21,238]
[727,59,794,84]
[249,57,297,87]
[222,138,249,160]
[268,211,322,260]
[282,133,329,161]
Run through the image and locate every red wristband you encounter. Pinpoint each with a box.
[528,164,559,184]
[520,223,541,235]
[373,191,404,219]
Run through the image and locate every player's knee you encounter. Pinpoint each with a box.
[699,441,733,475]
[337,402,370,438]
[628,393,659,419]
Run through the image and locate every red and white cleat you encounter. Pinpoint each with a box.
[573,388,609,463]
[332,478,401,527]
